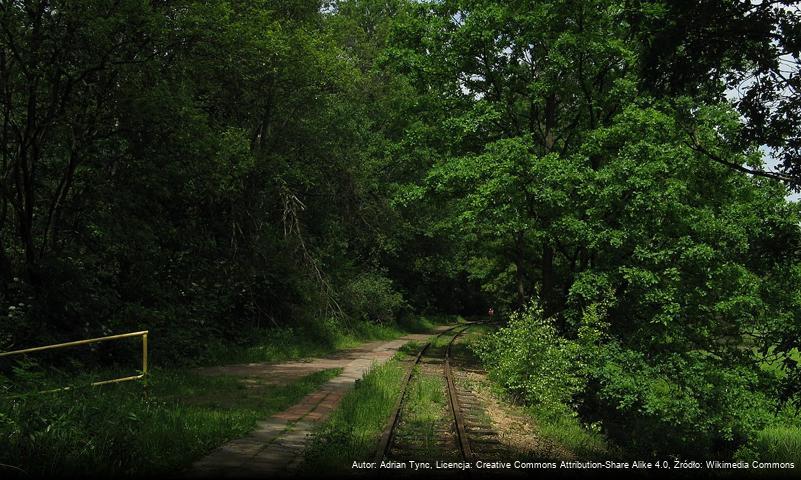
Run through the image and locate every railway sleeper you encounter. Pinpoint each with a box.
[464,425,496,432]
[470,437,502,445]
[394,435,448,442]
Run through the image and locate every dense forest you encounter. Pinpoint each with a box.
[2,0,801,471]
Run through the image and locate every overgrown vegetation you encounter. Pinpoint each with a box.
[476,302,801,459]
[397,371,449,458]
[2,0,801,471]
[525,410,612,461]
[0,367,340,477]
[473,306,612,459]
[474,304,583,415]
[393,0,801,465]
[303,357,407,471]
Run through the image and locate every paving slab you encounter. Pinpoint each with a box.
[195,335,432,385]
[185,328,450,478]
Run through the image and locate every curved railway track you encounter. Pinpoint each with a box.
[374,322,503,463]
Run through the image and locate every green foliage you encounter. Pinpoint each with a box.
[183,314,423,367]
[1,0,801,465]
[343,272,408,325]
[0,367,340,477]
[736,426,801,467]
[584,341,776,456]
[387,0,801,458]
[473,302,583,415]
[468,318,611,459]
[303,358,407,471]
[0,0,416,362]
[760,426,801,465]
[523,407,612,460]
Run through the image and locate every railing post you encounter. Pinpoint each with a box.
[142,332,149,399]
[142,332,148,375]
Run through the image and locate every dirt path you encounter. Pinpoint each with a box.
[185,328,451,478]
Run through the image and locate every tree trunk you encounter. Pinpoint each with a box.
[544,93,557,152]
[515,231,526,306]
[541,240,555,316]
[15,144,38,285]
[0,235,9,286]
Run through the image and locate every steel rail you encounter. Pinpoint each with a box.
[373,324,467,461]
[445,326,473,461]
[373,323,474,462]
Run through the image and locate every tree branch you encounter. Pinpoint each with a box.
[685,134,795,183]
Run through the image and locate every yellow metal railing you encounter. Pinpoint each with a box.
[0,330,149,392]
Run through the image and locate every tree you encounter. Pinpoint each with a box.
[386,0,637,312]
[0,0,159,284]
[0,0,414,352]
[631,0,801,187]
[386,0,801,454]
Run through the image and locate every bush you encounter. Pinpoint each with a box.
[474,301,778,457]
[567,301,776,457]
[583,343,775,457]
[735,404,801,466]
[472,301,583,414]
[342,272,407,325]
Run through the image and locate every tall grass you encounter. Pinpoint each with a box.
[752,426,801,465]
[303,358,407,470]
[525,407,613,459]
[0,367,340,477]
[401,373,447,454]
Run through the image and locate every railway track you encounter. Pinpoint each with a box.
[374,322,504,463]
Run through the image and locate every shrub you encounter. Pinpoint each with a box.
[474,300,777,457]
[735,404,801,466]
[342,272,407,325]
[472,301,583,415]
[583,343,775,457]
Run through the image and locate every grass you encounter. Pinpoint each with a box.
[397,315,448,333]
[525,407,613,459]
[300,320,480,472]
[472,377,612,460]
[0,367,340,477]
[752,426,801,465]
[463,332,613,461]
[736,424,801,478]
[302,356,408,472]
[0,314,460,477]
[198,315,455,367]
[752,347,801,470]
[200,322,404,366]
[398,340,423,356]
[399,372,448,455]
